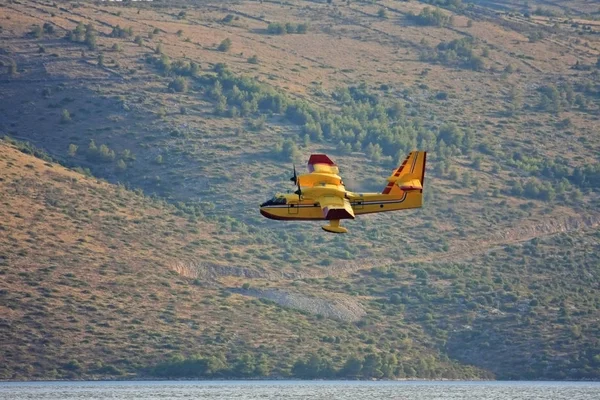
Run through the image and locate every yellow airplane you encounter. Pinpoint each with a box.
[260,151,427,233]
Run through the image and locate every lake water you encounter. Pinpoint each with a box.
[1,380,599,400]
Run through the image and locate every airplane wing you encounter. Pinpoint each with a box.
[297,154,344,189]
[317,195,355,220]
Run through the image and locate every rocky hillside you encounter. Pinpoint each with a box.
[1,0,599,380]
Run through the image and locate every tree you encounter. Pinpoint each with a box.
[68,144,78,157]
[507,85,523,113]
[410,7,452,27]
[574,94,586,110]
[296,23,309,34]
[168,77,188,93]
[8,60,17,75]
[378,8,388,19]
[217,38,232,52]
[214,95,227,115]
[267,22,286,35]
[97,54,104,66]
[538,85,561,113]
[247,55,259,64]
[43,22,54,34]
[467,55,484,71]
[362,353,383,378]
[98,144,116,162]
[84,24,97,50]
[340,356,363,378]
[31,25,43,38]
[280,139,300,161]
[254,354,270,377]
[60,109,71,123]
[88,139,98,154]
[115,159,127,173]
[134,35,143,46]
[285,22,296,34]
[73,22,85,42]
[190,62,200,76]
[232,353,256,377]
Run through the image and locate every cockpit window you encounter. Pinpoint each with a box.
[260,196,287,207]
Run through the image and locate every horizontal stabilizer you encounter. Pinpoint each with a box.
[382,151,427,195]
[398,178,422,191]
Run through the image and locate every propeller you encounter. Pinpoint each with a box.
[290,164,298,184]
[290,164,302,201]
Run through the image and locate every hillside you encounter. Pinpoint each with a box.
[1,140,488,380]
[1,0,599,380]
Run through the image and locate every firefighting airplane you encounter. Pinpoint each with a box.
[260,151,426,233]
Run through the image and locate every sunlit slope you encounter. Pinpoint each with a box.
[1,142,488,380]
[0,0,599,380]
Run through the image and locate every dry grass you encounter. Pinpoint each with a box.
[1,0,599,380]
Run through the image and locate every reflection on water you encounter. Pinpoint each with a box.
[1,380,600,400]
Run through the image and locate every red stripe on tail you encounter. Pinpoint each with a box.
[382,155,410,194]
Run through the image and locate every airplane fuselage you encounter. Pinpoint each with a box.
[260,190,422,221]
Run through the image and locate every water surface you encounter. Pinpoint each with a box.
[1,380,600,400]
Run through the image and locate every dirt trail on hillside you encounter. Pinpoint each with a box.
[170,213,600,282]
[314,212,600,279]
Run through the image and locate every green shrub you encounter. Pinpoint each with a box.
[8,60,17,75]
[43,22,54,34]
[68,144,78,156]
[267,22,286,35]
[84,24,97,50]
[110,25,133,38]
[408,7,452,27]
[116,159,127,172]
[217,38,232,52]
[267,22,308,35]
[168,77,188,93]
[296,23,308,34]
[60,109,71,123]
[31,24,43,38]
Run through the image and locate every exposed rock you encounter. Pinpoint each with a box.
[230,287,366,322]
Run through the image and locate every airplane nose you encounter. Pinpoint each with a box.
[260,208,274,219]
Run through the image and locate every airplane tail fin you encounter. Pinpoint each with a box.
[382,151,427,195]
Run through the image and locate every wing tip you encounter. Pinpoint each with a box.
[308,154,336,166]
